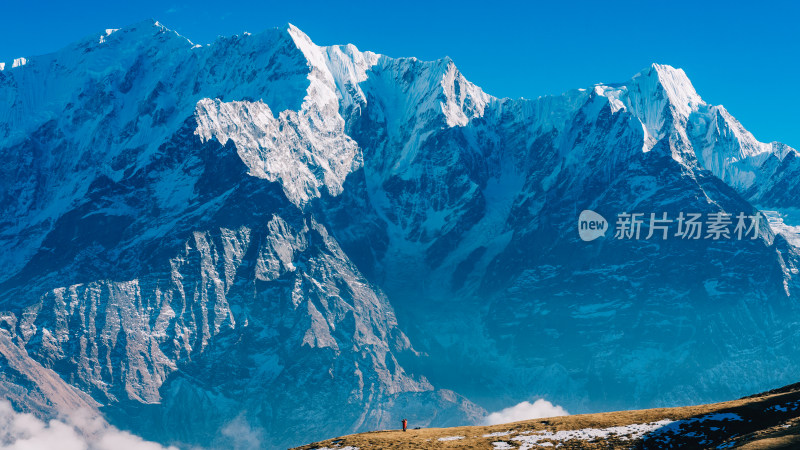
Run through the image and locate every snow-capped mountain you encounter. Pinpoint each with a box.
[0,20,798,448]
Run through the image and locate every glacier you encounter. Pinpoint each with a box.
[0,19,799,448]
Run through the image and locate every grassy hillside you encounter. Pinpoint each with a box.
[294,383,800,449]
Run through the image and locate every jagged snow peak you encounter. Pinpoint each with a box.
[590,64,703,152]
[287,22,491,130]
[193,23,493,204]
[644,63,703,118]
[440,60,492,126]
[193,24,373,205]
[582,63,796,190]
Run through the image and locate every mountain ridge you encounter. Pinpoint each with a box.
[0,20,798,449]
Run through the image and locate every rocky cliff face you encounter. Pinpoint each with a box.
[327,59,800,413]
[0,20,798,448]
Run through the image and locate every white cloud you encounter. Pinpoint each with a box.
[221,416,264,449]
[484,399,569,425]
[0,401,177,450]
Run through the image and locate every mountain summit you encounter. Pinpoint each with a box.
[0,21,798,448]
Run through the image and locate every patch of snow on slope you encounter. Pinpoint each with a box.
[766,400,800,412]
[509,419,674,448]
[491,443,516,449]
[644,413,743,446]
[438,435,465,441]
[312,447,359,450]
[484,430,513,437]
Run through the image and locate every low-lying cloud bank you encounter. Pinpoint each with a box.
[484,399,569,425]
[0,401,176,450]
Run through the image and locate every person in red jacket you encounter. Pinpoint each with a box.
[402,418,407,432]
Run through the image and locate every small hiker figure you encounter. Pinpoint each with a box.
[402,418,408,432]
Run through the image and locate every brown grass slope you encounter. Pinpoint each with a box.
[294,383,800,449]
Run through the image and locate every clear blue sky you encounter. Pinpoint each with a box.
[2,0,798,148]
